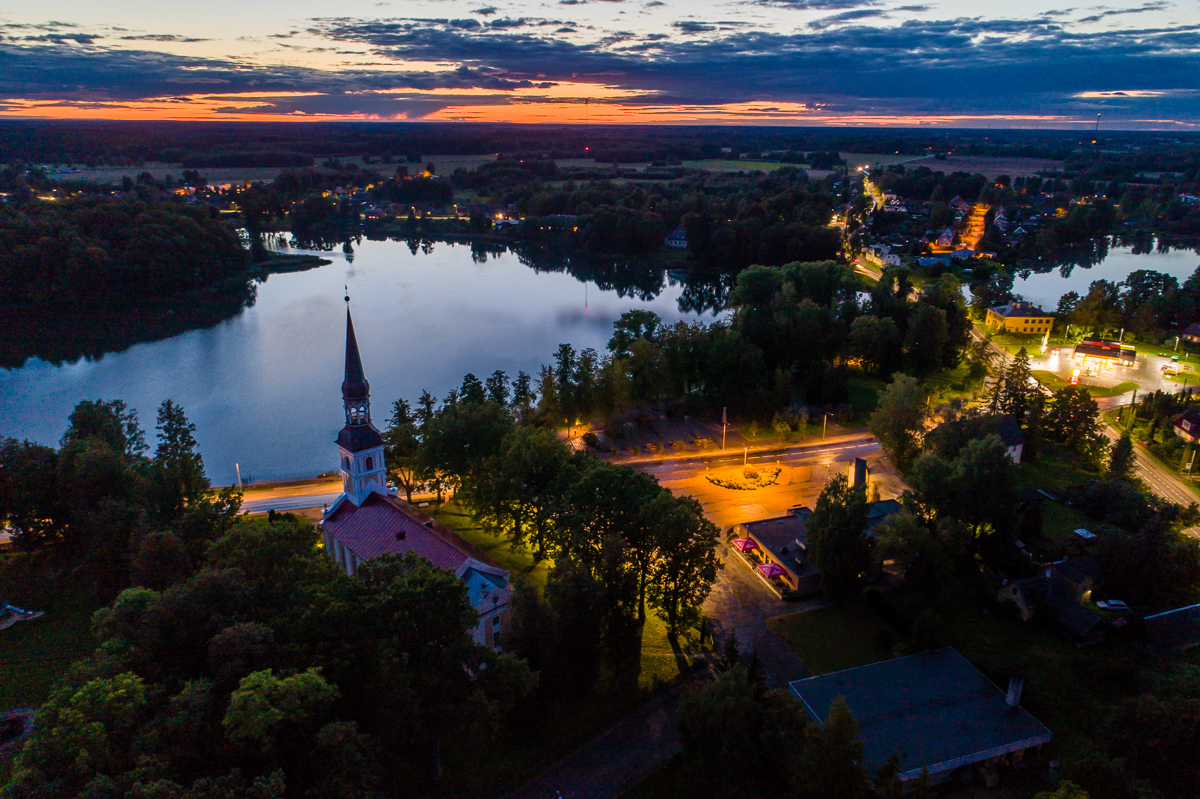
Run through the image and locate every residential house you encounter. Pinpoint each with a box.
[985,302,1055,336]
[664,227,688,250]
[936,228,956,248]
[1181,322,1200,344]
[1171,408,1200,443]
[928,414,1025,464]
[997,561,1105,645]
[865,244,902,267]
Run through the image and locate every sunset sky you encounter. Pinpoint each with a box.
[1,0,1197,127]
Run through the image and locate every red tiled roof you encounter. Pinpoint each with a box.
[323,493,494,571]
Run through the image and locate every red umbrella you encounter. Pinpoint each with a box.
[732,538,759,552]
[758,563,787,578]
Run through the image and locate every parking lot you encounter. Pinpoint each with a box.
[1029,344,1196,399]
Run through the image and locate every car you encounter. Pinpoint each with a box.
[1069,368,1081,385]
[1097,600,1129,611]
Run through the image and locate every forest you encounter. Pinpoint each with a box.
[0,196,248,306]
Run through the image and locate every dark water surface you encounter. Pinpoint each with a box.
[2,240,712,485]
[1010,245,1200,308]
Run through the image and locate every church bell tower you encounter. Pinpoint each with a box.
[336,300,387,505]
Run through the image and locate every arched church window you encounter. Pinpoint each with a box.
[365,456,374,470]
[342,456,350,471]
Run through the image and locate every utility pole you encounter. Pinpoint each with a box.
[722,406,727,450]
[823,413,829,439]
[235,463,243,491]
[743,445,748,466]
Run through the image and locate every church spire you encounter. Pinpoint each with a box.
[342,306,369,406]
[335,292,387,505]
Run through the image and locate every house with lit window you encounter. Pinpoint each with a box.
[985,302,1055,335]
[320,304,512,650]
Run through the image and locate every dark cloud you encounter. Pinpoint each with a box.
[1078,2,1168,24]
[751,0,882,9]
[808,9,888,29]
[674,21,716,33]
[119,34,210,42]
[473,6,499,14]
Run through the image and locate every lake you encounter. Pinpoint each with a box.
[0,239,715,486]
[1009,243,1200,309]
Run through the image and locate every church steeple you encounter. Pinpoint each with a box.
[342,308,371,426]
[335,297,387,505]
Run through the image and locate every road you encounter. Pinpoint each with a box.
[978,330,1198,507]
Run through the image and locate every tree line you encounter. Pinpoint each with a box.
[0,197,249,306]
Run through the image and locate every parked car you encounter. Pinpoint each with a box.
[1097,600,1129,611]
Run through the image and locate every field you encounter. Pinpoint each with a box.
[0,554,106,711]
[901,155,1064,179]
[682,159,794,172]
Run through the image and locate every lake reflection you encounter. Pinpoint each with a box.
[1011,244,1200,308]
[1,240,715,485]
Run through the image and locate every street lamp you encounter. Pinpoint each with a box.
[823,413,830,439]
[743,445,748,466]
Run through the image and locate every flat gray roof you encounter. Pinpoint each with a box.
[789,648,1051,780]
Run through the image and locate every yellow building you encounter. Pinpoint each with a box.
[986,301,1055,335]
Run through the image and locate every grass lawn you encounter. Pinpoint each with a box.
[767,603,896,675]
[0,554,105,710]
[924,362,983,403]
[431,500,695,690]
[1015,446,1102,491]
[1032,371,1138,398]
[989,332,1052,357]
[846,372,886,419]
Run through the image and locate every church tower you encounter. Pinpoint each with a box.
[336,303,387,505]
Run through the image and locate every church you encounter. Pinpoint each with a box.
[320,303,512,651]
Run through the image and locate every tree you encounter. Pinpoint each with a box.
[608,309,661,357]
[646,493,720,635]
[874,510,952,590]
[383,398,421,501]
[994,348,1038,424]
[1046,386,1107,464]
[62,398,147,458]
[869,374,927,472]
[223,668,339,753]
[677,666,808,794]
[1109,433,1135,480]
[806,474,872,604]
[0,438,63,548]
[848,315,900,376]
[153,399,209,520]
[796,696,870,799]
[903,303,950,376]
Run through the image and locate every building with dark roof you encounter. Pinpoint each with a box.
[1145,603,1200,651]
[928,414,1025,464]
[1171,408,1200,444]
[1181,323,1200,344]
[321,303,511,650]
[997,562,1105,645]
[789,648,1052,784]
[733,499,895,596]
[985,302,1054,335]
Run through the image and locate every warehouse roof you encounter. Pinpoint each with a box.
[789,648,1052,781]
